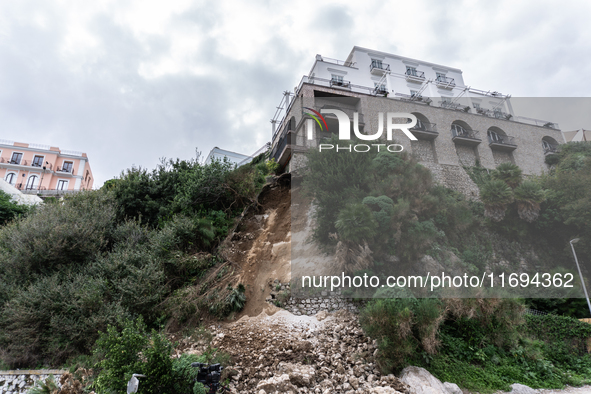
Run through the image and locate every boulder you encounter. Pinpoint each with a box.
[400,366,454,394]
[509,383,539,393]
[443,381,462,394]
[255,373,297,393]
[276,362,316,387]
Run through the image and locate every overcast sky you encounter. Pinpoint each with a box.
[1,0,590,187]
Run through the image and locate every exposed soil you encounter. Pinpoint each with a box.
[224,175,292,318]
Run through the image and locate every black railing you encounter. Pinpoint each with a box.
[56,167,74,174]
[370,62,390,72]
[488,133,515,145]
[411,121,437,132]
[330,79,351,88]
[452,127,480,140]
[543,145,559,154]
[406,69,425,79]
[374,86,388,95]
[436,76,455,86]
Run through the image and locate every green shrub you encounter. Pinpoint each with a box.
[93,317,150,393]
[360,298,445,372]
[0,190,29,226]
[0,191,115,281]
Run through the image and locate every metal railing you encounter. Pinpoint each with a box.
[330,79,351,89]
[405,69,425,79]
[1,158,29,166]
[543,145,559,154]
[452,127,480,140]
[370,62,390,72]
[320,56,356,67]
[411,121,437,132]
[307,76,376,95]
[488,133,515,146]
[436,76,456,87]
[56,166,74,174]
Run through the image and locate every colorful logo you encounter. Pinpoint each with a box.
[304,107,328,132]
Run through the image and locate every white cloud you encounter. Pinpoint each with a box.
[0,0,589,186]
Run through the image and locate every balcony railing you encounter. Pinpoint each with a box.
[452,128,481,146]
[487,133,517,151]
[320,56,356,67]
[410,121,438,140]
[436,76,456,89]
[330,79,351,89]
[373,86,388,95]
[543,145,559,155]
[440,101,471,112]
[370,62,390,74]
[56,167,74,174]
[0,157,29,166]
[405,69,425,82]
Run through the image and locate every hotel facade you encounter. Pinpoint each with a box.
[0,140,93,195]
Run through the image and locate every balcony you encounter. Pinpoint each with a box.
[329,79,351,89]
[488,133,517,152]
[543,144,559,156]
[373,86,388,96]
[410,121,438,140]
[369,62,390,75]
[0,157,29,166]
[435,76,456,89]
[452,127,481,147]
[56,166,74,175]
[440,101,471,112]
[405,69,426,83]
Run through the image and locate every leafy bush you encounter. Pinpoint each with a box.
[93,317,180,394]
[0,191,115,281]
[359,297,445,372]
[0,190,29,226]
[479,179,513,222]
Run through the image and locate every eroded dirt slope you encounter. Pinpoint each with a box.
[224,175,291,317]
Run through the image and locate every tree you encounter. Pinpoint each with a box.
[491,163,522,189]
[480,180,513,222]
[514,181,545,222]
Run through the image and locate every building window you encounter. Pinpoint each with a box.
[452,124,467,136]
[374,83,387,94]
[371,59,383,69]
[10,152,22,165]
[62,161,73,173]
[415,118,425,130]
[488,130,501,143]
[410,90,419,97]
[5,173,16,185]
[406,66,418,77]
[32,155,44,167]
[436,72,447,82]
[57,180,68,190]
[473,103,481,110]
[26,175,38,190]
[331,74,343,84]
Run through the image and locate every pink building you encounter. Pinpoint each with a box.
[0,139,93,194]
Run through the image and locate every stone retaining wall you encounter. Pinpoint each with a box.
[0,370,66,394]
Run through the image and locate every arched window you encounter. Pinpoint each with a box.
[4,172,16,185]
[488,129,501,143]
[542,136,559,154]
[451,123,466,136]
[26,175,38,190]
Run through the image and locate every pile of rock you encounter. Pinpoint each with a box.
[210,310,409,393]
